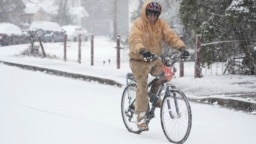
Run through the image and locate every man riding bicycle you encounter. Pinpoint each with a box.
[129,0,189,130]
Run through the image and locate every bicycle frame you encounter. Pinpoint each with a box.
[165,83,182,118]
[149,77,182,119]
[126,71,182,123]
[126,53,185,121]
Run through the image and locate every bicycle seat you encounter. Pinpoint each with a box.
[126,73,135,81]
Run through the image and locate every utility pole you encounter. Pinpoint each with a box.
[113,0,118,39]
[57,0,63,23]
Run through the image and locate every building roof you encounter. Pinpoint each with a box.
[22,0,57,15]
[69,7,89,18]
[23,3,46,14]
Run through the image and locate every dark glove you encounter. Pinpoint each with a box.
[180,49,190,59]
[140,50,155,62]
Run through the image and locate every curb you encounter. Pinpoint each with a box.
[0,60,123,87]
[189,97,256,113]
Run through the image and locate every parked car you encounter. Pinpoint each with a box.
[0,23,24,46]
[29,21,64,42]
[43,30,65,42]
[0,33,9,46]
[62,25,89,42]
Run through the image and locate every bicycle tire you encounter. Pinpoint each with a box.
[121,84,142,134]
[160,89,192,143]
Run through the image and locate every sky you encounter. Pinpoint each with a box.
[0,37,256,144]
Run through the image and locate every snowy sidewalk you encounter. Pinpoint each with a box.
[1,57,255,113]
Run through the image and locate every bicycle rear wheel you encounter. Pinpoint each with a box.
[160,89,192,143]
[121,84,142,134]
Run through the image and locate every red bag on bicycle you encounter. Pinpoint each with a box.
[163,65,173,82]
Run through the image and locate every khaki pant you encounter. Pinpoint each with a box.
[130,59,164,114]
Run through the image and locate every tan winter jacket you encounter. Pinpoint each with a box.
[129,0,186,60]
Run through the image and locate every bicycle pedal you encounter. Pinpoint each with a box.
[133,128,148,134]
[138,127,149,132]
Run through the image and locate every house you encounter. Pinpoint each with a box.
[66,0,89,26]
[69,7,89,26]
[21,3,49,29]
[82,0,129,39]
[21,0,88,27]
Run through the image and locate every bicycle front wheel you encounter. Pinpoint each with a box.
[160,89,192,143]
[121,84,142,134]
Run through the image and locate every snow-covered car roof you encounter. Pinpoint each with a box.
[29,21,62,32]
[0,23,23,36]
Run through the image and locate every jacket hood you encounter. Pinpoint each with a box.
[141,0,152,22]
[141,0,161,23]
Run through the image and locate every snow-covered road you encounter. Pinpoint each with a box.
[1,64,256,144]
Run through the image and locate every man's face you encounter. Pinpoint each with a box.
[146,10,160,24]
[147,14,158,24]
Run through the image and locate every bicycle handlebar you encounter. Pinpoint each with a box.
[152,53,181,67]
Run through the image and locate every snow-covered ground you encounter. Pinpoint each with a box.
[1,59,256,144]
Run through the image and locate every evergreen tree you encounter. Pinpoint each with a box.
[180,0,256,74]
[225,0,256,74]
[0,0,25,23]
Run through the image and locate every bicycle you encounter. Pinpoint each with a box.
[121,53,192,143]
